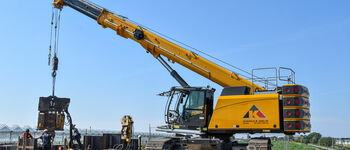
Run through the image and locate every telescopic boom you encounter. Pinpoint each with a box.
[53,0,265,91]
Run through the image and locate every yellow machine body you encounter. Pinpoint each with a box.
[52,0,311,135]
[208,94,280,132]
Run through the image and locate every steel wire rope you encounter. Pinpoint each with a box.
[56,10,62,55]
[48,7,55,65]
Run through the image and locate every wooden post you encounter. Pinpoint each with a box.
[23,132,27,150]
[17,136,20,148]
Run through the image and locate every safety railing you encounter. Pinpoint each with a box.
[251,67,295,92]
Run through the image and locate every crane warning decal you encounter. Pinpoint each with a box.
[243,105,267,119]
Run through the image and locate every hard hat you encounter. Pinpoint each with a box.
[44,129,48,132]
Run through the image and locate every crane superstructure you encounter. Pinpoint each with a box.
[52,0,311,149]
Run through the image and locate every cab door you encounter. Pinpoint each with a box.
[181,90,206,129]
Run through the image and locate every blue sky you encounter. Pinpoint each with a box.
[0,0,349,137]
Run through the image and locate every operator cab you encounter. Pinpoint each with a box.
[159,86,215,131]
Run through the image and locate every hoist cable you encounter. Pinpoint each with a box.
[48,7,55,65]
[56,10,62,55]
[50,9,62,97]
[53,9,58,56]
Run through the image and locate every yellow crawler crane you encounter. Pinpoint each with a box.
[52,0,310,149]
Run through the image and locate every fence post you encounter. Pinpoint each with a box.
[9,131,13,142]
[138,135,142,150]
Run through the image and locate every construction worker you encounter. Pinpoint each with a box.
[35,129,54,150]
[72,124,83,149]
[21,129,33,139]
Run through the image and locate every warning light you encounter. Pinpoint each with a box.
[287,123,292,128]
[287,111,291,116]
[295,110,300,117]
[295,98,300,105]
[294,87,299,93]
[296,122,301,128]
[285,88,290,92]
[286,99,291,104]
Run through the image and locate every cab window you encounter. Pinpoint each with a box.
[185,91,205,110]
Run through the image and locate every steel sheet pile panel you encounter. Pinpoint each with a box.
[102,134,121,149]
[84,136,103,150]
[37,96,70,131]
